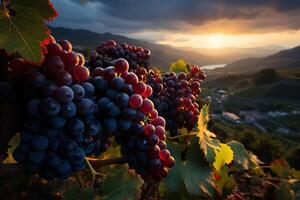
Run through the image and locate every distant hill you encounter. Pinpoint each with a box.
[50,26,217,70]
[212,46,300,75]
[187,46,285,63]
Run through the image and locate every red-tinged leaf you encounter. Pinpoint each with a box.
[0,0,57,62]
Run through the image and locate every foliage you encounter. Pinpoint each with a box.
[253,68,280,85]
[99,165,144,200]
[0,0,57,62]
[0,1,300,199]
[169,59,189,73]
[163,141,215,197]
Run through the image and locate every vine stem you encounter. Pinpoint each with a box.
[87,156,126,167]
[74,172,85,189]
[167,133,197,140]
[84,157,105,188]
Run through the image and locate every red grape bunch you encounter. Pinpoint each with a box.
[147,65,206,136]
[90,58,175,181]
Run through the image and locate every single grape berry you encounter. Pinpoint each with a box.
[73,66,90,82]
[114,58,129,74]
[129,94,143,108]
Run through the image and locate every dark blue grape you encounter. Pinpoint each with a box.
[111,77,125,91]
[60,139,77,157]
[85,120,102,136]
[71,84,85,100]
[122,108,137,119]
[55,86,74,103]
[98,97,110,110]
[66,118,84,136]
[94,76,109,91]
[47,153,63,167]
[82,82,95,97]
[41,97,60,116]
[114,93,129,107]
[105,102,120,117]
[76,98,95,115]
[60,102,76,118]
[48,115,66,128]
[31,135,48,150]
[105,89,117,100]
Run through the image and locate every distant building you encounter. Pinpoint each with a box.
[267,111,288,118]
[222,112,241,124]
[239,111,263,123]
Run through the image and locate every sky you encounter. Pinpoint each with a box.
[50,0,300,49]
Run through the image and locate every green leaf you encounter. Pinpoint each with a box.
[0,0,57,62]
[214,167,235,197]
[227,140,261,171]
[213,144,233,172]
[163,142,215,197]
[100,165,144,200]
[62,187,99,200]
[169,59,188,73]
[3,133,20,164]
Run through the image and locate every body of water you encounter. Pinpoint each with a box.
[202,64,226,70]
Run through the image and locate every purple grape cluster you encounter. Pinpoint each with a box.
[13,41,174,181]
[13,39,110,179]
[89,59,175,181]
[86,40,151,73]
[147,65,206,136]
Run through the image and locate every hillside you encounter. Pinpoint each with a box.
[187,46,284,63]
[211,45,300,75]
[50,26,216,70]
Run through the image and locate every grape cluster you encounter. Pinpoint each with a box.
[86,40,151,73]
[89,59,175,181]
[147,65,206,136]
[13,38,111,179]
[12,37,174,181]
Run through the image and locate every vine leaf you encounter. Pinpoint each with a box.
[2,133,20,164]
[163,141,215,197]
[62,187,99,200]
[0,0,57,62]
[169,59,188,73]
[227,140,262,171]
[195,104,219,157]
[213,144,233,172]
[214,167,235,197]
[100,165,144,200]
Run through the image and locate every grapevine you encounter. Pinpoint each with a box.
[0,1,299,200]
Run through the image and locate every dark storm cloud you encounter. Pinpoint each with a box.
[51,0,300,33]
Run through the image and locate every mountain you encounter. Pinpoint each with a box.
[211,45,300,75]
[50,26,217,71]
[186,46,285,63]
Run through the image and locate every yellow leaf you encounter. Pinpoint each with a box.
[213,144,234,172]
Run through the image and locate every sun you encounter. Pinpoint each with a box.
[208,34,223,48]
